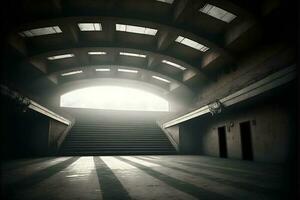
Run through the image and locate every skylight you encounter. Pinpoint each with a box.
[88,51,107,55]
[61,70,83,76]
[162,60,186,70]
[199,4,237,23]
[175,36,209,52]
[119,52,147,58]
[118,68,138,73]
[116,24,158,36]
[47,54,74,60]
[19,26,62,37]
[156,0,174,4]
[152,75,170,83]
[60,86,169,111]
[78,23,102,31]
[96,68,110,72]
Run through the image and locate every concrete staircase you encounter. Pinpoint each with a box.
[59,118,176,155]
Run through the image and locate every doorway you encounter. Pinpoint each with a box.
[239,121,253,160]
[218,126,227,158]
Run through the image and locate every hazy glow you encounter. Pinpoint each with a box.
[60,86,169,111]
[118,68,138,73]
[119,52,147,58]
[61,70,83,76]
[88,51,106,55]
[95,68,110,72]
[48,54,74,60]
[152,75,170,83]
[162,60,186,70]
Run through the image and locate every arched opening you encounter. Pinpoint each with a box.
[60,86,169,111]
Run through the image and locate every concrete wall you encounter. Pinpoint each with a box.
[182,84,297,164]
[163,125,180,151]
[199,104,294,163]
[29,115,50,156]
[158,42,296,163]
[0,94,71,158]
[180,125,200,154]
[159,43,295,125]
[166,126,180,145]
[196,43,295,108]
[48,119,69,154]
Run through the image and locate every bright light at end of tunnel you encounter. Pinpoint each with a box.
[60,86,169,111]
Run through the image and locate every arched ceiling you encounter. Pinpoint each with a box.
[2,0,293,105]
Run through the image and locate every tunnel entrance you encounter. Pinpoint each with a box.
[60,86,169,112]
[218,126,227,158]
[240,121,253,160]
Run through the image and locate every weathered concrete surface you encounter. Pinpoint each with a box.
[160,43,295,125]
[196,43,295,108]
[198,102,295,163]
[178,80,297,164]
[1,155,290,200]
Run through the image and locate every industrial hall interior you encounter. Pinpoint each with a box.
[0,0,298,199]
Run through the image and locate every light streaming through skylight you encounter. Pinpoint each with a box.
[78,23,102,31]
[47,54,74,60]
[119,52,147,58]
[19,26,62,37]
[162,60,186,70]
[118,68,138,73]
[88,51,107,55]
[95,68,110,72]
[152,75,170,83]
[116,24,158,36]
[60,86,169,111]
[175,36,209,52]
[199,4,236,23]
[61,70,83,76]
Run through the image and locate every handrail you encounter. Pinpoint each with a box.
[29,101,70,125]
[163,65,296,128]
[0,85,70,125]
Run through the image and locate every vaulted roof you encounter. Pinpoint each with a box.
[1,0,296,106]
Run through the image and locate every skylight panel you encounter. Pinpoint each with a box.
[88,51,107,55]
[116,24,126,31]
[78,23,102,31]
[116,24,158,36]
[118,68,138,73]
[199,4,237,23]
[162,60,186,70]
[47,54,74,60]
[126,25,145,34]
[156,0,174,4]
[96,68,110,72]
[61,70,83,76]
[119,52,147,58]
[19,26,62,37]
[175,36,209,52]
[152,76,170,83]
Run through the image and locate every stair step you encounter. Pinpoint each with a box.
[60,119,176,155]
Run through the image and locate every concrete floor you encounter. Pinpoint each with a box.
[1,155,287,200]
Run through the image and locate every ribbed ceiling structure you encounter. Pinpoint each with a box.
[1,0,296,109]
